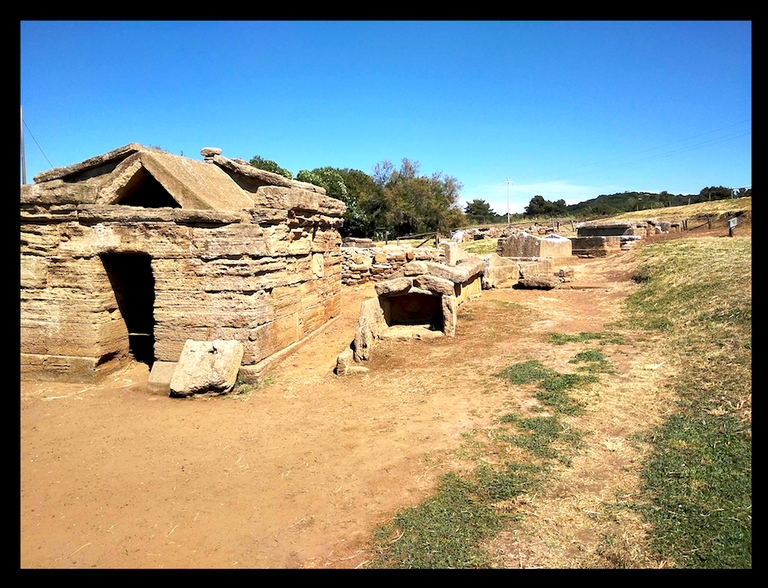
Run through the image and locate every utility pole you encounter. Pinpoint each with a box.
[20,105,26,185]
[505,177,512,225]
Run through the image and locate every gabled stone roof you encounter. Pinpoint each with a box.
[22,143,337,214]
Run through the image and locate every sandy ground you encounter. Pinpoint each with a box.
[20,233,716,569]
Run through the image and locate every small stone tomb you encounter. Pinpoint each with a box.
[335,244,485,375]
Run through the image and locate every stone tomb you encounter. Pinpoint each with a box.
[335,248,485,375]
[571,221,650,257]
[497,230,572,260]
[21,144,346,389]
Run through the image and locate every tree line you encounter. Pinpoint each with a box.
[250,155,465,238]
[248,155,750,238]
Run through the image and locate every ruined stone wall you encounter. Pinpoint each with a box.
[21,183,344,383]
[570,235,622,257]
[497,231,572,259]
[341,245,443,286]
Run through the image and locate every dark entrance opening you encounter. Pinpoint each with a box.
[385,293,443,330]
[101,253,156,365]
[114,167,181,208]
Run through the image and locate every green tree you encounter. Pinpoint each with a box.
[248,155,293,179]
[699,186,734,201]
[297,166,379,237]
[296,167,348,200]
[373,158,466,236]
[524,195,567,217]
[464,199,498,224]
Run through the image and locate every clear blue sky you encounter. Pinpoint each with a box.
[20,20,751,214]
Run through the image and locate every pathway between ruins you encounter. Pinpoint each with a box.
[21,251,672,569]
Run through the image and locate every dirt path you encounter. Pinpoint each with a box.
[21,250,675,569]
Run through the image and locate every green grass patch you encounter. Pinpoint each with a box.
[546,331,628,345]
[536,373,595,416]
[460,238,498,255]
[493,359,556,385]
[368,411,580,569]
[620,237,751,568]
[569,348,615,374]
[492,358,598,416]
[369,356,597,568]
[370,472,506,569]
[230,374,275,399]
[498,413,585,464]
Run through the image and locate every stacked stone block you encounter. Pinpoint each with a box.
[341,245,443,286]
[20,144,346,383]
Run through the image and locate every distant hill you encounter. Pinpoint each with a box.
[565,187,750,216]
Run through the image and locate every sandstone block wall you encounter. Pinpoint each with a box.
[570,236,622,257]
[341,245,443,286]
[21,145,346,383]
[497,231,572,259]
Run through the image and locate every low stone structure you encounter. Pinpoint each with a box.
[574,220,641,237]
[497,230,572,259]
[21,143,346,386]
[571,220,653,256]
[342,236,375,248]
[482,254,520,289]
[335,246,485,374]
[482,254,556,289]
[570,235,623,258]
[341,244,443,286]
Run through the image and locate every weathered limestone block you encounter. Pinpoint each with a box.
[311,253,325,277]
[571,236,622,258]
[20,203,80,222]
[576,221,635,237]
[421,258,485,285]
[516,257,554,279]
[413,274,455,296]
[251,185,346,218]
[147,361,178,395]
[497,231,572,259]
[353,297,387,362]
[442,242,470,265]
[482,253,520,289]
[21,352,123,383]
[517,276,558,289]
[20,255,49,288]
[402,261,429,276]
[335,346,354,375]
[21,177,102,205]
[334,346,370,376]
[374,277,414,297]
[154,290,274,329]
[343,237,374,248]
[169,339,244,397]
[441,295,457,337]
[21,316,127,359]
[21,223,63,255]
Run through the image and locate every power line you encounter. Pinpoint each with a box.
[21,117,54,169]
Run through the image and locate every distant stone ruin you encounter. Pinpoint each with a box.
[335,243,485,375]
[21,144,346,390]
[496,230,572,259]
[570,220,672,257]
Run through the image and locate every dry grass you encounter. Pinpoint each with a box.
[611,196,751,223]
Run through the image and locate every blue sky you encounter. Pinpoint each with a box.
[20,20,751,214]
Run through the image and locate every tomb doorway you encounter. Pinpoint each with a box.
[100,253,156,366]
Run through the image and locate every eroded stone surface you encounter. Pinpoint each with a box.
[169,340,244,397]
